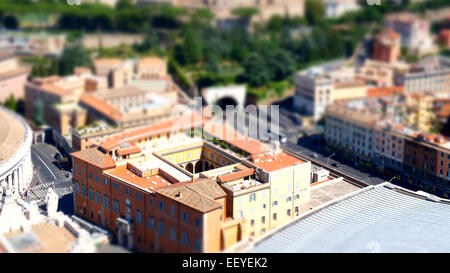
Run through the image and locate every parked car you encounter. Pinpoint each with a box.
[332,162,340,168]
[292,116,302,125]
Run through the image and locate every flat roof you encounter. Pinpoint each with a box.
[104,154,191,191]
[251,151,306,172]
[247,184,450,253]
[4,222,77,253]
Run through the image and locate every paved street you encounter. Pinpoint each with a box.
[27,143,74,215]
[229,101,387,186]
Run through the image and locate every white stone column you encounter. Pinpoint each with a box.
[19,164,24,192]
[7,174,11,189]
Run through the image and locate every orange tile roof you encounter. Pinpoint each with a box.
[217,168,255,183]
[71,147,116,169]
[39,84,72,96]
[367,86,405,97]
[377,28,401,41]
[100,112,206,151]
[156,180,224,213]
[251,152,305,172]
[139,57,166,64]
[204,122,271,155]
[105,165,173,191]
[117,145,141,156]
[79,94,122,121]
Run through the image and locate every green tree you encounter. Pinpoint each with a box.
[305,0,325,25]
[3,94,16,111]
[58,40,91,76]
[3,14,18,29]
[267,15,284,33]
[176,26,202,65]
[115,0,134,10]
[33,99,45,126]
[242,52,271,87]
[140,21,159,52]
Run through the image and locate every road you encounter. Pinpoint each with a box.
[27,143,74,215]
[228,102,386,186]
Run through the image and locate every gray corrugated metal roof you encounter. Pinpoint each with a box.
[247,185,450,253]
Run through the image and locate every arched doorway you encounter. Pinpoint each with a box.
[195,161,203,173]
[215,97,238,111]
[186,163,193,173]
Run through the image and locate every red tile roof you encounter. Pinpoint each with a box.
[105,165,173,191]
[71,147,116,169]
[367,86,405,97]
[99,112,206,151]
[117,145,141,156]
[217,168,255,183]
[204,122,271,155]
[251,152,305,172]
[79,94,122,121]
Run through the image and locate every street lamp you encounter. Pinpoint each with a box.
[388,176,399,184]
[327,153,336,168]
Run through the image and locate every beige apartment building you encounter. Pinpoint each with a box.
[0,52,30,101]
[294,65,368,121]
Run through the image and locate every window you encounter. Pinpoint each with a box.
[249,193,256,202]
[103,178,108,185]
[96,192,101,204]
[286,197,292,202]
[89,189,94,200]
[149,198,153,206]
[75,182,79,193]
[287,209,291,216]
[89,172,93,179]
[195,217,201,227]
[81,185,86,196]
[82,168,85,176]
[158,220,165,234]
[136,192,142,200]
[113,199,119,212]
[148,216,155,229]
[182,211,188,222]
[75,165,79,173]
[262,203,266,209]
[113,183,118,190]
[261,216,265,223]
[159,201,165,210]
[194,238,202,251]
[295,194,300,199]
[170,206,175,216]
[103,195,109,208]
[273,213,277,220]
[272,201,278,206]
[96,175,100,182]
[170,226,176,240]
[136,210,142,224]
[181,231,188,245]
[251,219,255,226]
[125,188,130,195]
